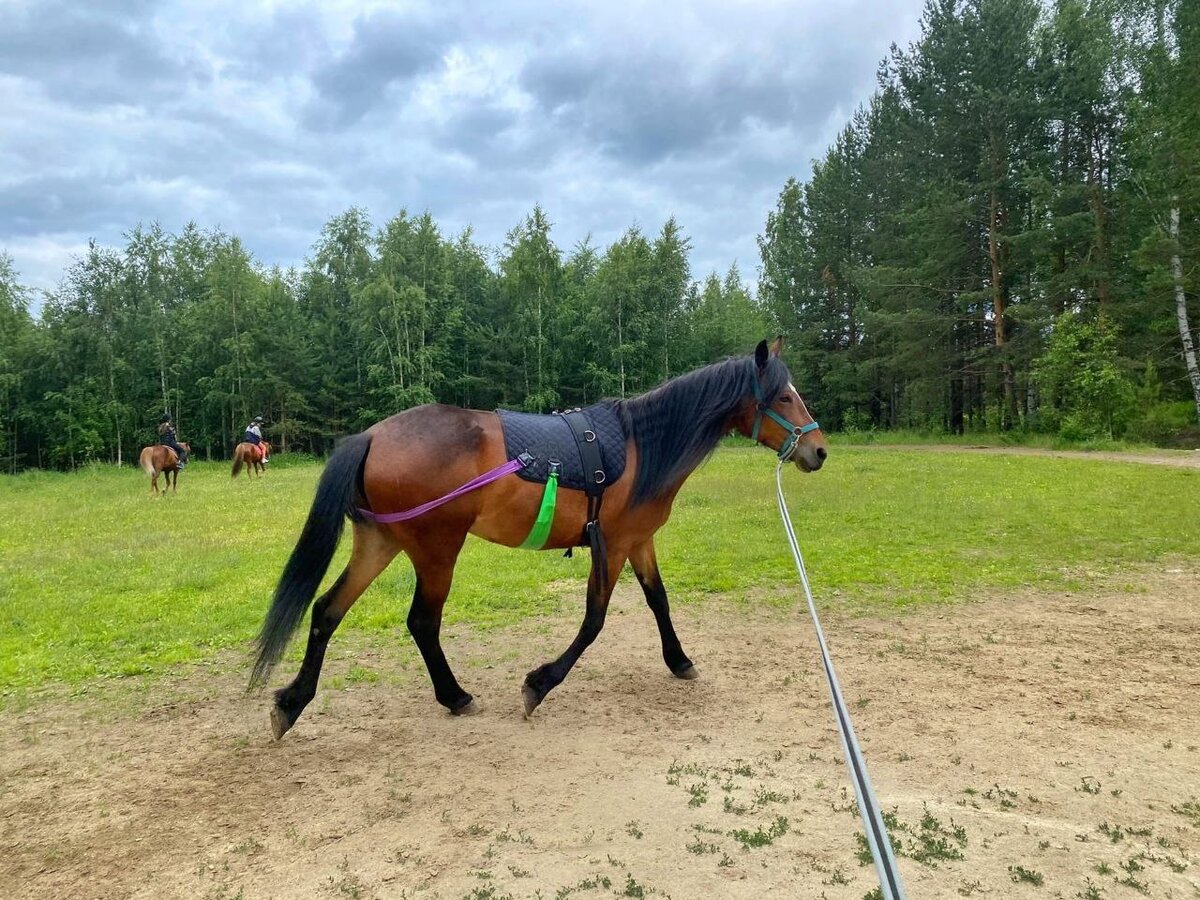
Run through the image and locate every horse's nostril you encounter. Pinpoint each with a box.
[815,447,827,461]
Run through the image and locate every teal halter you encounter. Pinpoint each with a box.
[751,372,821,461]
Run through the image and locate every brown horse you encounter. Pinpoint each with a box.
[251,339,826,739]
[231,441,271,478]
[139,442,189,496]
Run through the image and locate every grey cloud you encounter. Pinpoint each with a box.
[1,175,122,235]
[302,10,452,129]
[223,5,334,80]
[1,0,928,294]
[520,40,874,166]
[437,104,521,158]
[0,0,202,105]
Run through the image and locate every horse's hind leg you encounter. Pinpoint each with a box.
[405,533,477,714]
[629,539,697,679]
[522,550,626,716]
[271,523,399,739]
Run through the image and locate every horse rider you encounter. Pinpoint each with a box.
[243,415,269,463]
[157,413,188,468]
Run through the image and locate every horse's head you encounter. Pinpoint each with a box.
[739,338,827,472]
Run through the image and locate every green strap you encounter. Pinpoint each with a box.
[519,470,559,550]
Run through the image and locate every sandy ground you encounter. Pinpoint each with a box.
[2,570,1199,900]
[855,444,1200,469]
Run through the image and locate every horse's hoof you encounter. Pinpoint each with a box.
[674,665,700,680]
[270,706,292,741]
[522,684,542,718]
[450,695,480,716]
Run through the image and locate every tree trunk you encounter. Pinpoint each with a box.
[949,372,964,435]
[158,339,168,413]
[536,285,543,398]
[1089,137,1112,313]
[1170,205,1200,423]
[617,298,626,397]
[109,362,122,466]
[988,189,1018,430]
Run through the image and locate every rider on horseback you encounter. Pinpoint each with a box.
[243,415,269,463]
[157,413,188,468]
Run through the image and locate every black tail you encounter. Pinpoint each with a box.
[249,432,372,687]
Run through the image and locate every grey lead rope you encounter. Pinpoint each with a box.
[775,460,907,898]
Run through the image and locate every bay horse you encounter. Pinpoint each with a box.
[251,339,826,739]
[232,441,271,478]
[139,442,189,496]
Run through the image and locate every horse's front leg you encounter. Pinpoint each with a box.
[629,538,697,679]
[523,549,626,716]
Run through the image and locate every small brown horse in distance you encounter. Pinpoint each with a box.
[251,339,827,740]
[231,441,271,478]
[139,442,189,496]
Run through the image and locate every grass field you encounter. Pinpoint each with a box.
[827,427,1161,451]
[1,445,1197,702]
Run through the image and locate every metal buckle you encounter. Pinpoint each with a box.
[778,429,801,462]
[584,430,596,442]
[594,470,606,484]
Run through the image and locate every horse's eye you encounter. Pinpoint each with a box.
[779,395,792,404]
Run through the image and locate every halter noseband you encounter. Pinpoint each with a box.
[751,369,821,461]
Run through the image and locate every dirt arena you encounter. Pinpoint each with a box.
[3,569,1198,899]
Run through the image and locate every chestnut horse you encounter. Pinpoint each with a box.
[139,442,189,496]
[232,441,271,478]
[251,340,826,739]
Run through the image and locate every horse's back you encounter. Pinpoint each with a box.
[369,404,494,455]
[361,406,500,512]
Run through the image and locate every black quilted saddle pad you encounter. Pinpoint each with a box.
[497,402,627,491]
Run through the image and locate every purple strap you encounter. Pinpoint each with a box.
[356,455,530,524]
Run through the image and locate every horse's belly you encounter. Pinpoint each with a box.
[468,485,590,550]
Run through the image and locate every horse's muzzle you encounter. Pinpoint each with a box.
[794,445,827,472]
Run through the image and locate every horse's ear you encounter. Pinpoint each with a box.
[754,339,769,370]
[769,335,784,357]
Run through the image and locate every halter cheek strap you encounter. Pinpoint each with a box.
[752,371,820,461]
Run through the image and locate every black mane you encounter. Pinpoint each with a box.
[613,354,792,505]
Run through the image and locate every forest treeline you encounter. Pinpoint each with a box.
[0,210,769,468]
[759,0,1200,441]
[1,0,1198,471]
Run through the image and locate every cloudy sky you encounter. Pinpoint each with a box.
[1,0,925,297]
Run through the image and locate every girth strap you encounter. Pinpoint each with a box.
[561,411,607,496]
[562,410,610,592]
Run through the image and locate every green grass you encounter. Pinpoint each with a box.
[1,446,1198,701]
[828,428,1160,452]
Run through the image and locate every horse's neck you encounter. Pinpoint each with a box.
[636,400,747,499]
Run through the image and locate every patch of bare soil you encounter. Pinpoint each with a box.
[857,443,1200,468]
[2,571,1199,899]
